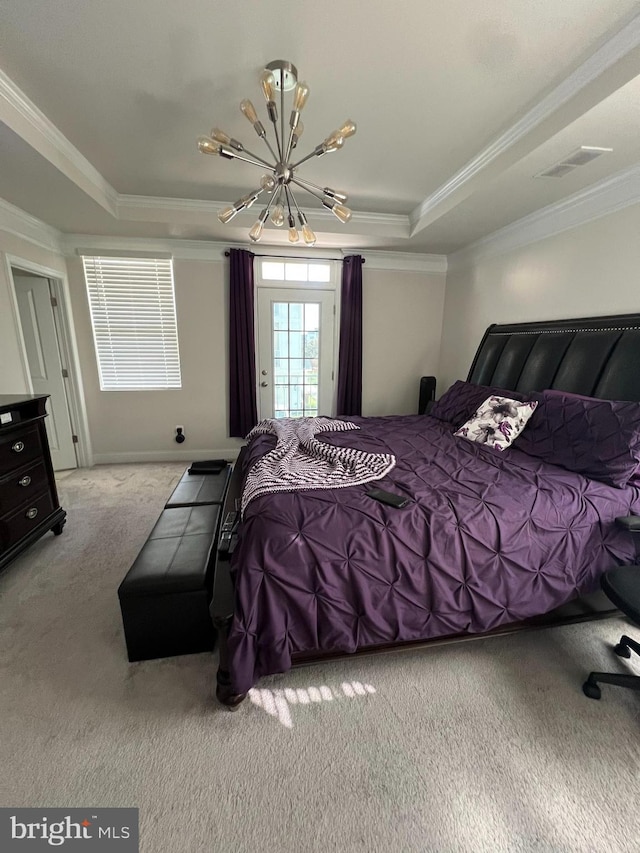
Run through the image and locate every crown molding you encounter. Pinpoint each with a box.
[448,161,640,271]
[0,196,64,254]
[0,68,118,215]
[359,250,446,273]
[410,12,640,235]
[61,232,445,272]
[117,193,410,237]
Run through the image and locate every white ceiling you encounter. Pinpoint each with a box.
[0,0,639,254]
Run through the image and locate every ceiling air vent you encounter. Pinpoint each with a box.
[534,146,612,179]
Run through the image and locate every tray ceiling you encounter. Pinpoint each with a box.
[0,0,639,253]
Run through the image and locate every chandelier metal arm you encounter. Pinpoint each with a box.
[240,146,274,169]
[271,113,284,163]
[284,185,294,218]
[283,108,299,166]
[259,134,279,165]
[224,149,273,171]
[288,186,305,218]
[290,147,324,170]
[292,176,331,196]
[281,84,286,168]
[290,178,324,203]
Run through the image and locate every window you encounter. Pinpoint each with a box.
[82,256,181,390]
[260,260,332,283]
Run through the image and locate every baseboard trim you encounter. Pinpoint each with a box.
[91,449,242,466]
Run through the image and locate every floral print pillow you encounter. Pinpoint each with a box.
[454,396,538,451]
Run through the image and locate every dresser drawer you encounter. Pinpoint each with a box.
[0,490,55,551]
[0,460,49,516]
[0,425,42,475]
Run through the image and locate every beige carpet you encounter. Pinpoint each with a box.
[1,463,640,853]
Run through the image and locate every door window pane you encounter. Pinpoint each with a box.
[289,331,304,358]
[289,303,303,330]
[270,299,322,418]
[273,331,289,358]
[273,302,289,329]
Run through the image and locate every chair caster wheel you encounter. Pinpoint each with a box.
[614,642,631,658]
[582,680,601,700]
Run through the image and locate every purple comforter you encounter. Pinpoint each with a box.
[227,414,640,693]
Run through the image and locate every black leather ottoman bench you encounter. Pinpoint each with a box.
[165,466,231,508]
[118,464,231,662]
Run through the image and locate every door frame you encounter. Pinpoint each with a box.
[256,287,336,420]
[254,258,342,419]
[3,253,93,467]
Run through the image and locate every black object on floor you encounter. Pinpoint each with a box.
[188,459,228,475]
[583,519,640,700]
[118,463,232,662]
[118,505,221,661]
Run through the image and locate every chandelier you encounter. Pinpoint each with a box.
[197,60,356,246]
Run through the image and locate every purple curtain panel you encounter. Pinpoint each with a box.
[228,248,258,437]
[337,255,364,416]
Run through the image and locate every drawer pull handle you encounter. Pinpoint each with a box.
[11,440,25,453]
[19,475,32,487]
[26,507,38,520]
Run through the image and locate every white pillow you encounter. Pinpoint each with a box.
[454,395,538,451]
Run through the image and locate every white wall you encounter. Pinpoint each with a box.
[0,231,68,395]
[65,254,446,463]
[363,268,445,414]
[66,255,243,463]
[439,203,640,392]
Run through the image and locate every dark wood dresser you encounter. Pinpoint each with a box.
[0,395,67,573]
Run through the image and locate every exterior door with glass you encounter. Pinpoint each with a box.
[257,288,335,419]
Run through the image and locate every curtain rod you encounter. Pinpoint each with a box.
[224,250,364,263]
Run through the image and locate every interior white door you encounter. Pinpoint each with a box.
[257,288,335,419]
[13,274,77,470]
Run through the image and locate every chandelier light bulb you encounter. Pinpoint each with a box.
[287,215,299,242]
[293,81,310,111]
[197,136,221,156]
[217,205,238,224]
[323,132,345,153]
[260,70,275,102]
[260,174,276,193]
[338,119,357,138]
[331,203,352,224]
[302,224,316,246]
[240,99,259,124]
[249,219,264,242]
[249,208,270,242]
[211,128,231,144]
[270,204,285,227]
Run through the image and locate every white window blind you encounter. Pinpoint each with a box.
[82,256,182,390]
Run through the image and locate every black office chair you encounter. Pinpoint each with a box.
[583,516,640,700]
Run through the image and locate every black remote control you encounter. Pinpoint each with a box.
[366,488,410,508]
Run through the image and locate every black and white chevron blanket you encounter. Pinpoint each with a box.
[241,417,396,515]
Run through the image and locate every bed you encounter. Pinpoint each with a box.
[211,312,640,708]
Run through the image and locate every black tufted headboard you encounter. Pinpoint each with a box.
[467,313,640,402]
